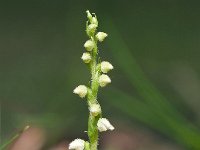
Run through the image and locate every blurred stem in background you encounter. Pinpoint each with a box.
[0,126,30,150]
[103,18,200,150]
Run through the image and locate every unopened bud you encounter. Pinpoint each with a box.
[96,32,108,42]
[89,104,101,116]
[73,85,88,98]
[99,74,111,87]
[101,61,113,73]
[81,52,91,63]
[84,40,95,51]
[91,17,98,26]
[69,139,85,150]
[88,24,97,33]
[86,10,92,20]
[97,118,114,132]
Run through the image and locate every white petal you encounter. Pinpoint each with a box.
[69,139,85,150]
[84,40,94,51]
[89,104,101,116]
[73,85,88,98]
[99,74,111,87]
[96,32,108,42]
[97,118,114,132]
[81,52,91,63]
[101,61,113,73]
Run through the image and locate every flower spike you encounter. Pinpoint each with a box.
[70,10,115,150]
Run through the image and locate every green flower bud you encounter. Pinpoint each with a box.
[91,17,98,26]
[88,23,97,33]
[86,10,92,20]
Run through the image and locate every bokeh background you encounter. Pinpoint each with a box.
[1,0,200,150]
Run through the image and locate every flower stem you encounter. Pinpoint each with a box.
[71,10,113,150]
[87,35,101,150]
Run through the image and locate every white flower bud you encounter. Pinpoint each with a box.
[91,17,98,26]
[89,104,101,116]
[86,10,92,20]
[69,139,85,150]
[99,74,111,87]
[101,61,113,73]
[73,85,88,98]
[84,40,95,51]
[97,118,114,132]
[81,52,91,63]
[88,23,97,33]
[96,32,108,42]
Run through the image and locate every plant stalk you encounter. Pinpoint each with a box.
[87,35,100,150]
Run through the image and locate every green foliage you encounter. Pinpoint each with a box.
[103,19,200,150]
[2,1,200,149]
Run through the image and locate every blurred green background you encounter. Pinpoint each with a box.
[1,0,200,149]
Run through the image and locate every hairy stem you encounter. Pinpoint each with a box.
[87,37,100,150]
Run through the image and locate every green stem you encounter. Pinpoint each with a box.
[0,134,19,150]
[87,35,100,150]
[0,126,29,150]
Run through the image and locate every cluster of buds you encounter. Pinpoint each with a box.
[69,10,114,150]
